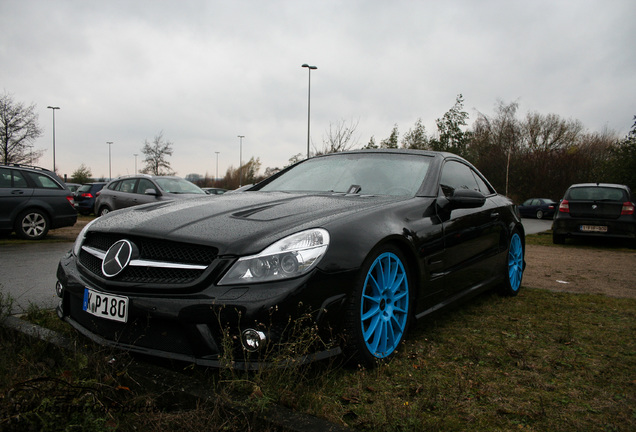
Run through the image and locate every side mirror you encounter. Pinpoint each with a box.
[144,188,159,196]
[439,189,486,210]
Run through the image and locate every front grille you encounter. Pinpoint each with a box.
[78,232,217,285]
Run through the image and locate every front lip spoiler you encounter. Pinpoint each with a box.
[61,313,342,370]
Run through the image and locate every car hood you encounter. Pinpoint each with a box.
[91,191,403,255]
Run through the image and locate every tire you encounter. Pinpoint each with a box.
[536,209,544,219]
[500,231,524,296]
[15,209,50,240]
[343,246,412,367]
[97,206,111,217]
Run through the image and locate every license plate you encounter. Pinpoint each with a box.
[580,225,608,233]
[82,287,129,323]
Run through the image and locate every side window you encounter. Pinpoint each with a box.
[13,171,29,188]
[440,161,480,197]
[27,172,62,189]
[137,179,155,194]
[472,171,493,195]
[0,168,13,188]
[117,179,137,193]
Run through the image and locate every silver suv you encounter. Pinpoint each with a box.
[0,164,77,239]
[94,174,206,216]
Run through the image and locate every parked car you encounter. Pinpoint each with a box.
[94,175,206,216]
[203,187,228,195]
[73,182,107,215]
[552,183,635,246]
[0,164,77,239]
[518,198,557,219]
[56,150,525,368]
[66,183,81,193]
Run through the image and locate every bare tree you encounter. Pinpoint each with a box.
[222,157,262,189]
[0,92,44,165]
[140,131,175,175]
[319,119,360,154]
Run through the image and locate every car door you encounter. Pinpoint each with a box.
[113,178,139,210]
[132,178,160,206]
[436,159,504,297]
[0,168,34,230]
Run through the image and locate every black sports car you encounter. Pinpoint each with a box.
[56,150,525,368]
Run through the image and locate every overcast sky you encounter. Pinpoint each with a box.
[1,0,634,181]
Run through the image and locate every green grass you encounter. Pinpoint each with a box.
[2,286,635,431]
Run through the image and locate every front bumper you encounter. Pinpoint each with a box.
[56,251,354,368]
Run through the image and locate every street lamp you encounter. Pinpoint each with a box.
[47,106,60,172]
[301,64,317,159]
[215,151,220,182]
[133,153,138,174]
[107,141,113,180]
[237,135,245,187]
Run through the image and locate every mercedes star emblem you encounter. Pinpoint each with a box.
[102,240,135,277]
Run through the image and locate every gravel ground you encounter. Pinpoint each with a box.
[523,244,636,298]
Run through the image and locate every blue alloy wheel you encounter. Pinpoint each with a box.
[508,233,523,292]
[360,252,409,358]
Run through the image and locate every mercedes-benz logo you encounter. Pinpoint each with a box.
[102,240,137,277]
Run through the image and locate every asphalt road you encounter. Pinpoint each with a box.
[0,218,553,314]
[0,242,71,314]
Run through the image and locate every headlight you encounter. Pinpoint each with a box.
[218,228,330,285]
[73,219,97,256]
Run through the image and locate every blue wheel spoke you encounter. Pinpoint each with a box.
[361,304,381,321]
[363,314,381,341]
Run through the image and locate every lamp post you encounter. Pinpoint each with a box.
[215,151,220,182]
[133,153,138,174]
[237,135,244,187]
[47,106,60,172]
[107,142,113,180]
[301,64,317,159]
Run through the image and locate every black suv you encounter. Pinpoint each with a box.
[94,174,206,216]
[0,164,77,239]
[552,183,635,246]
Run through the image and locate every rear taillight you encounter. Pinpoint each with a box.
[96,191,101,197]
[66,196,75,206]
[558,200,569,213]
[621,202,635,215]
[81,192,94,198]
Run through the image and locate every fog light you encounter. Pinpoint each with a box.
[55,281,64,298]
[241,329,266,352]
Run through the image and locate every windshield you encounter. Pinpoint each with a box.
[259,153,431,196]
[155,178,206,194]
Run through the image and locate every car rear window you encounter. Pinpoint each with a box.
[566,187,627,202]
